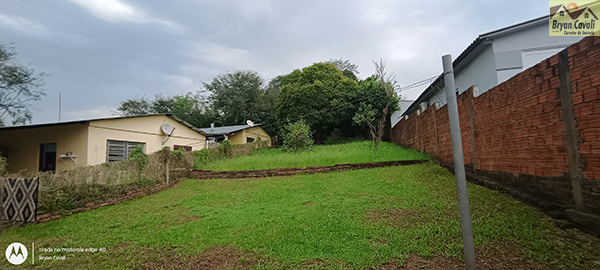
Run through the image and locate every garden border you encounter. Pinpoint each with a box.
[190,160,429,179]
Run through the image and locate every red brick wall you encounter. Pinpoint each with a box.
[392,36,600,180]
[571,37,600,180]
[391,36,600,236]
[474,57,568,177]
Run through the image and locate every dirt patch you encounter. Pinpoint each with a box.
[378,241,557,270]
[186,216,202,222]
[295,258,325,268]
[379,256,461,270]
[359,193,367,197]
[365,208,423,229]
[138,240,583,270]
[303,201,313,206]
[111,242,132,251]
[140,245,278,270]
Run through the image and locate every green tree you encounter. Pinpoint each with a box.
[115,92,217,128]
[204,70,265,126]
[0,43,47,125]
[277,63,359,143]
[257,76,282,135]
[115,97,153,116]
[352,60,400,147]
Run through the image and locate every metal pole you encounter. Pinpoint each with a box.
[442,54,476,270]
[58,92,62,122]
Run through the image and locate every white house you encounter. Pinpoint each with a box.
[403,16,583,117]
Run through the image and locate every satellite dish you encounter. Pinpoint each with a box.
[161,123,175,136]
[246,120,254,127]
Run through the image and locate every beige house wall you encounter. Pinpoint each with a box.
[229,126,271,146]
[87,115,205,165]
[0,124,89,175]
[0,115,206,174]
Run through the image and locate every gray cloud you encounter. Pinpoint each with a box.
[1,0,544,124]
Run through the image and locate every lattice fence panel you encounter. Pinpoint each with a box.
[1,178,39,222]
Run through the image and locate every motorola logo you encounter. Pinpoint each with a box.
[5,243,28,265]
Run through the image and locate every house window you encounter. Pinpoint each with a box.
[560,10,564,16]
[174,145,192,152]
[107,140,145,162]
[246,137,255,143]
[585,13,589,19]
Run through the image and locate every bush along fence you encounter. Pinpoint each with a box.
[35,180,181,224]
[0,141,272,226]
[391,36,600,236]
[193,140,270,169]
[32,148,193,221]
[191,160,429,179]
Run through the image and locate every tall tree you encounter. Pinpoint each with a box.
[115,97,153,116]
[277,63,359,143]
[0,43,47,125]
[352,59,399,147]
[204,70,265,126]
[257,76,282,135]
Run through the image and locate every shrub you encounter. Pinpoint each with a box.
[192,140,269,169]
[282,120,314,152]
[128,145,149,169]
[218,139,234,158]
[36,149,194,214]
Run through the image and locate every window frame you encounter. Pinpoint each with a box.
[106,140,146,162]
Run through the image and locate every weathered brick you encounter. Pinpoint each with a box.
[591,74,600,87]
[573,92,584,104]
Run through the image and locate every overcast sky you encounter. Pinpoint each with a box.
[2,0,548,125]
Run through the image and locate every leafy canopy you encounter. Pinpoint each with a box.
[204,70,265,126]
[0,43,47,125]
[115,92,216,128]
[276,63,359,141]
[352,60,400,147]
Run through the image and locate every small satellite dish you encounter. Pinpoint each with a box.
[246,120,254,127]
[161,123,175,136]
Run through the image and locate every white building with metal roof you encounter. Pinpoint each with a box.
[403,16,583,117]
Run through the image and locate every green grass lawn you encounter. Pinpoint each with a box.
[195,141,430,171]
[1,163,598,269]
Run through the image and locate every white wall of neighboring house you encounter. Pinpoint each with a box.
[417,18,584,111]
[492,22,582,84]
[429,44,498,106]
[391,100,416,127]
